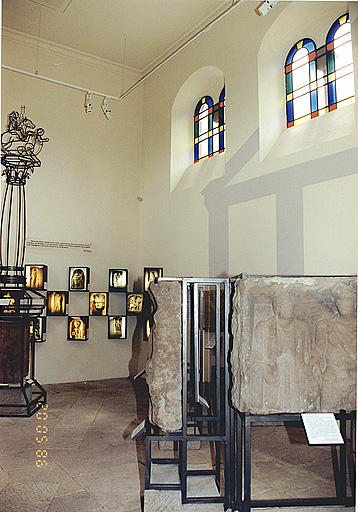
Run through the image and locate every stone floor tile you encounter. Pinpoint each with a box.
[0,466,10,493]
[47,490,109,512]
[51,444,135,477]
[74,462,141,510]
[0,481,59,512]
[0,378,354,512]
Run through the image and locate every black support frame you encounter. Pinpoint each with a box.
[145,277,232,508]
[144,274,357,511]
[234,410,356,511]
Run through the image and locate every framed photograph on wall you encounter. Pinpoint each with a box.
[29,317,47,343]
[127,292,144,316]
[108,268,128,292]
[25,265,48,290]
[0,290,20,315]
[47,291,68,316]
[89,292,108,316]
[144,267,163,292]
[69,267,90,291]
[108,316,127,339]
[67,316,89,341]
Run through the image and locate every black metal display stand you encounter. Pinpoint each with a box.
[234,410,356,512]
[0,109,49,417]
[0,296,47,417]
[144,274,357,511]
[0,357,47,418]
[145,277,232,507]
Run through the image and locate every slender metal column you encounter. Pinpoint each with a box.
[181,280,188,503]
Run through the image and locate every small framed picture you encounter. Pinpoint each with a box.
[29,317,47,343]
[0,290,20,315]
[68,316,89,342]
[47,291,68,316]
[108,316,127,339]
[89,292,108,316]
[144,267,163,292]
[127,292,144,315]
[109,269,128,292]
[69,267,90,291]
[25,265,48,290]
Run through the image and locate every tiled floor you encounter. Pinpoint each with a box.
[0,379,355,512]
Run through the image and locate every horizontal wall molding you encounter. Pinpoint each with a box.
[2,27,142,79]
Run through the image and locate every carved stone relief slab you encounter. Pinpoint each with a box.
[231,276,357,414]
[146,281,182,431]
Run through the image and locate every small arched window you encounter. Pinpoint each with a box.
[194,96,214,162]
[326,14,354,111]
[285,39,317,127]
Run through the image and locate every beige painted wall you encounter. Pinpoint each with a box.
[1,30,145,384]
[2,0,358,383]
[140,1,358,279]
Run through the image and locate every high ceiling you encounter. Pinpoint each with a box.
[2,0,231,71]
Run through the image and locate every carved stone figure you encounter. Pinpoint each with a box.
[315,284,356,412]
[231,276,356,414]
[146,281,182,431]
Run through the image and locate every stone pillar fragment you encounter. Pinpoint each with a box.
[146,281,182,431]
[231,276,356,414]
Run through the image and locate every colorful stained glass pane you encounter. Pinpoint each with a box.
[327,81,337,105]
[285,73,293,94]
[285,15,354,128]
[193,91,225,163]
[304,39,316,53]
[208,137,213,155]
[311,90,318,112]
[219,131,225,152]
[194,144,199,162]
[286,100,294,123]
[327,51,335,74]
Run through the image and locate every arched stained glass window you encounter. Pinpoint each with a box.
[285,39,317,127]
[194,96,214,162]
[326,14,354,110]
[285,13,355,128]
[194,89,225,163]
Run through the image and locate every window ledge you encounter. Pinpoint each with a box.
[261,102,356,165]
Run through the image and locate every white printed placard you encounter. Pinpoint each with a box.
[301,413,344,445]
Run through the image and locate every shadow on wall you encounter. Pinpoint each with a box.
[202,128,358,277]
[202,2,358,277]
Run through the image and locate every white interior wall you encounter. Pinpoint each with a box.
[140,0,358,279]
[2,0,358,384]
[1,30,145,384]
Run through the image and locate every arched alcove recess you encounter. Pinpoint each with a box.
[170,66,224,192]
[258,1,356,163]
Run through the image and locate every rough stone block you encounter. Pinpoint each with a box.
[231,276,356,414]
[146,281,182,431]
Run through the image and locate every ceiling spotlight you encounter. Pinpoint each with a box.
[256,0,278,16]
[84,92,92,113]
[101,97,112,120]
